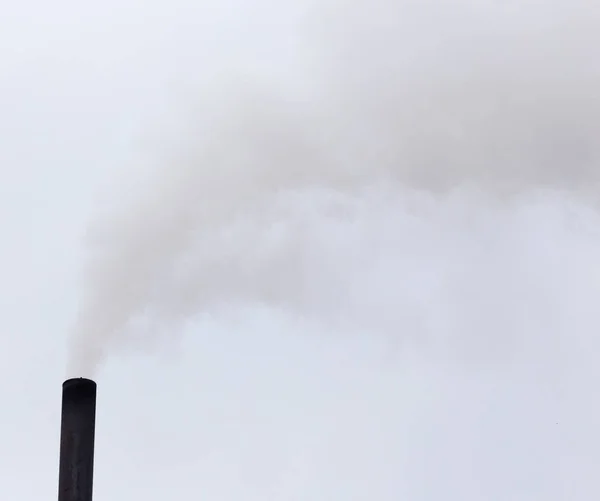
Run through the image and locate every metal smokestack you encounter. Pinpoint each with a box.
[58,378,97,501]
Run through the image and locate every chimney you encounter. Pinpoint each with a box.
[58,378,97,501]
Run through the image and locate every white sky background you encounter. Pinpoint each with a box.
[1,0,600,499]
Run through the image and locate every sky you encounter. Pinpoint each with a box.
[1,0,600,499]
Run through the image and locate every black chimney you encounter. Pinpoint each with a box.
[58,378,97,501]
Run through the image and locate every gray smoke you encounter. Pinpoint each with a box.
[68,0,600,374]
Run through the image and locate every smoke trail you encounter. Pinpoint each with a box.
[68,0,600,374]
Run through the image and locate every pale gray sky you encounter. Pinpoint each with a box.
[1,1,600,499]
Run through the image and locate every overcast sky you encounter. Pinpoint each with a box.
[1,1,600,500]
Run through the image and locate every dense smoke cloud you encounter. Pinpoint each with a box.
[68,0,600,374]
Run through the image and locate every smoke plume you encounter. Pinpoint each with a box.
[68,0,600,375]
